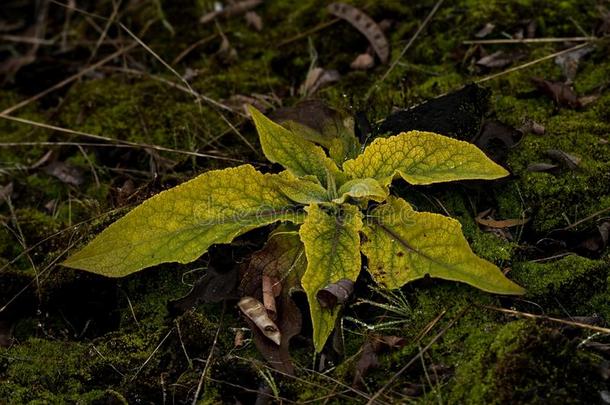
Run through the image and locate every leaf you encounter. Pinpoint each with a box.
[361,197,524,294]
[277,171,328,204]
[270,100,360,164]
[343,131,509,186]
[334,178,388,204]
[300,204,363,352]
[63,165,300,277]
[248,105,343,185]
[327,3,389,64]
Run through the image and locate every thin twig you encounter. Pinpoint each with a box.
[366,0,444,100]
[366,306,470,405]
[0,113,245,163]
[131,328,174,380]
[475,42,591,84]
[463,36,595,44]
[277,18,340,47]
[479,304,610,334]
[192,304,225,404]
[0,42,137,116]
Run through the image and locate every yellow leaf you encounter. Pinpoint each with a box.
[361,197,524,295]
[277,171,329,204]
[248,105,344,186]
[63,165,301,277]
[300,204,363,352]
[343,131,509,186]
[333,178,388,204]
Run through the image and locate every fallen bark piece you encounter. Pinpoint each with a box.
[238,296,281,345]
[328,3,389,64]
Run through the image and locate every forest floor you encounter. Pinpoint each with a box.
[1,0,609,403]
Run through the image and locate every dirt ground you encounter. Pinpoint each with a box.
[0,0,609,403]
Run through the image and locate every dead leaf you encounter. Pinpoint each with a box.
[299,67,340,96]
[475,210,530,228]
[43,161,84,186]
[200,0,262,24]
[527,162,558,172]
[239,296,281,345]
[262,275,281,320]
[521,119,545,135]
[353,334,406,386]
[234,329,246,348]
[532,78,581,108]
[328,3,389,64]
[473,120,523,163]
[245,11,263,31]
[168,266,238,313]
[545,149,581,169]
[350,53,375,70]
[555,45,592,83]
[475,23,495,38]
[316,278,354,309]
[476,51,511,69]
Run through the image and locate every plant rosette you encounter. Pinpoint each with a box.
[63,105,524,351]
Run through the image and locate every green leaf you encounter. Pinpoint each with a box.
[333,178,388,204]
[63,165,301,277]
[248,105,343,186]
[361,197,524,295]
[343,131,509,186]
[300,204,363,352]
[277,171,328,204]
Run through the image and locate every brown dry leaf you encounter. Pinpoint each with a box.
[239,296,281,345]
[473,120,523,163]
[350,53,375,70]
[316,278,354,309]
[527,162,558,172]
[168,266,238,313]
[328,3,389,64]
[545,149,581,169]
[200,0,262,24]
[245,11,263,31]
[521,119,545,135]
[475,22,495,38]
[43,161,84,187]
[239,226,306,374]
[476,51,511,69]
[353,334,406,386]
[475,210,530,228]
[262,275,281,320]
[532,78,581,108]
[555,46,593,83]
[299,67,340,96]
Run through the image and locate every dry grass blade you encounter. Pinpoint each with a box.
[479,305,610,334]
[192,306,225,404]
[463,36,596,44]
[366,306,470,405]
[0,113,245,162]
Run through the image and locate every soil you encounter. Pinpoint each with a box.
[0,0,609,403]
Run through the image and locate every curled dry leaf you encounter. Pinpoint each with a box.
[245,11,263,31]
[262,275,281,320]
[475,22,495,38]
[476,50,511,69]
[532,78,581,108]
[475,209,530,229]
[545,149,581,169]
[200,0,262,24]
[300,67,340,96]
[350,53,375,70]
[238,296,281,345]
[316,278,354,309]
[527,162,558,172]
[327,3,389,64]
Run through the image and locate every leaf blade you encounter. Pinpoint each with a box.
[343,131,509,186]
[361,197,524,294]
[300,204,363,352]
[248,105,343,185]
[63,165,300,277]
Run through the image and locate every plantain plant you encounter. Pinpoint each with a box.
[63,105,524,351]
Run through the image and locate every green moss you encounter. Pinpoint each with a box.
[511,255,608,312]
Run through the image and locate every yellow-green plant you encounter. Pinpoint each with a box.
[63,106,524,351]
